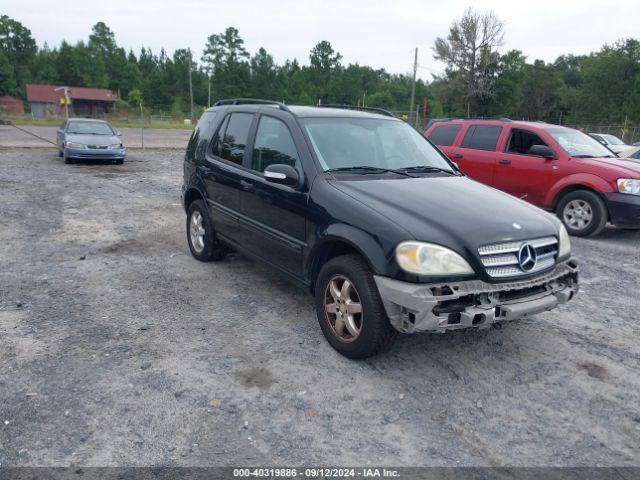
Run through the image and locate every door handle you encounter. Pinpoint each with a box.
[240,179,254,191]
[452,153,463,159]
[499,159,511,165]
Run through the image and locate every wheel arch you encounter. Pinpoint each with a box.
[306,227,389,295]
[183,186,205,212]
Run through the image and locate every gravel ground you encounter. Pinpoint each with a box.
[0,149,639,467]
[0,125,191,148]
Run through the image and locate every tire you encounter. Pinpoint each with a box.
[556,190,607,237]
[186,200,227,261]
[58,150,63,157]
[315,254,397,359]
[64,155,73,164]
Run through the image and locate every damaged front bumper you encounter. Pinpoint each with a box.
[374,260,578,333]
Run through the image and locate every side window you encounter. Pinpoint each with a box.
[428,124,461,146]
[211,115,230,157]
[251,116,299,172]
[461,125,502,151]
[189,111,217,157]
[631,150,640,160]
[60,121,67,131]
[213,113,253,165]
[506,129,548,155]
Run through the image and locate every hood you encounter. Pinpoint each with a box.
[66,133,121,146]
[330,175,560,251]
[575,156,640,177]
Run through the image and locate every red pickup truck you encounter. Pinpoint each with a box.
[424,119,640,236]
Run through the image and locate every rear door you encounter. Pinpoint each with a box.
[236,113,309,280]
[200,111,256,243]
[449,124,503,185]
[492,127,557,206]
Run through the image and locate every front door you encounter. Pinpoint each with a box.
[492,128,557,206]
[237,114,308,280]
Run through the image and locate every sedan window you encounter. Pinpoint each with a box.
[66,121,114,135]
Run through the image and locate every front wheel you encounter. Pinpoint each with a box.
[186,200,227,261]
[556,190,607,237]
[315,254,396,359]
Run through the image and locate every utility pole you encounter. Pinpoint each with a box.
[409,48,418,126]
[188,49,194,122]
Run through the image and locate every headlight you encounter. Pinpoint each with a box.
[617,178,640,195]
[558,224,571,258]
[65,141,85,149]
[396,241,474,275]
[109,143,123,149]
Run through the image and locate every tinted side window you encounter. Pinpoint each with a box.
[216,113,253,165]
[631,150,640,160]
[461,125,502,151]
[188,111,217,157]
[212,115,230,157]
[428,124,461,146]
[506,129,547,155]
[252,116,299,172]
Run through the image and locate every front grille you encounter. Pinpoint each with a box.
[87,145,109,149]
[478,236,558,279]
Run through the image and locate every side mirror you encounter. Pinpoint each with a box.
[264,164,299,187]
[116,131,122,136]
[528,144,557,159]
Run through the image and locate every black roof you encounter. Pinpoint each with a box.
[208,99,398,120]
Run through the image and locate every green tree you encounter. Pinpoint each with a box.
[0,15,37,96]
[433,8,504,114]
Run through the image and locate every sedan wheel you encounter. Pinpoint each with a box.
[324,274,363,342]
[563,199,593,230]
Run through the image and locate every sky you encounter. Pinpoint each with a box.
[4,0,639,79]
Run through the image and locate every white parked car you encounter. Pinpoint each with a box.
[619,145,640,161]
[588,133,632,154]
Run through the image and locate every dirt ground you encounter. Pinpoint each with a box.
[0,149,639,467]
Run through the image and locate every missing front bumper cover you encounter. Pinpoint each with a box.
[374,261,578,333]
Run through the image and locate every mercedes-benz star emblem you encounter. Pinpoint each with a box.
[518,243,537,272]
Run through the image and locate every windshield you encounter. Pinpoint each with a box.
[67,121,114,135]
[601,134,625,145]
[301,117,455,173]
[547,128,615,158]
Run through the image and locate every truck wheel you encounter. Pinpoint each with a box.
[186,200,227,261]
[315,254,397,359]
[557,190,607,237]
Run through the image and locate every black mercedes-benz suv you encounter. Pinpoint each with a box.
[182,99,578,359]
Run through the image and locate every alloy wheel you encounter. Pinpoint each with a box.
[324,275,363,342]
[189,210,206,253]
[563,199,593,230]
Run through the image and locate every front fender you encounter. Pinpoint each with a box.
[306,223,392,279]
[545,173,614,207]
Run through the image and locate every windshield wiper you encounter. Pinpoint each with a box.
[325,166,414,177]
[397,165,457,175]
[572,154,596,158]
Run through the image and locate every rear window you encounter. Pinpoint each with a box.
[461,125,502,151]
[428,124,461,146]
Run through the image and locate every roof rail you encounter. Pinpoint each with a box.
[212,98,292,113]
[315,104,397,118]
[430,117,513,122]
